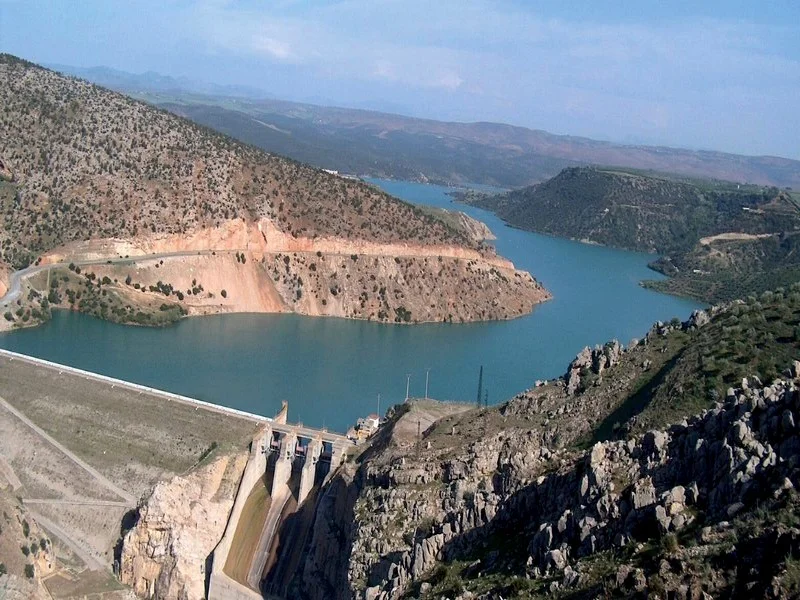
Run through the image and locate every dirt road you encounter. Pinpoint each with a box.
[0,395,135,504]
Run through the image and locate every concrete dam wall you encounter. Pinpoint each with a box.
[208,421,347,599]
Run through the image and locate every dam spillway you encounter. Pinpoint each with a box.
[208,418,348,599]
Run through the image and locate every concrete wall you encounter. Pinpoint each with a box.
[298,437,322,505]
[208,425,272,600]
[274,401,288,424]
[271,432,297,492]
[209,428,348,599]
[0,349,271,424]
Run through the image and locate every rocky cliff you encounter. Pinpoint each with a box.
[120,453,247,600]
[280,292,800,599]
[291,374,800,599]
[117,290,800,599]
[39,218,548,325]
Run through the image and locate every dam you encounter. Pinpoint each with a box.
[209,402,349,599]
[0,348,351,599]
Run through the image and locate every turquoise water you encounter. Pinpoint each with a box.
[0,180,702,432]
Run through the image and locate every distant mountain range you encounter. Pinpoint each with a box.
[49,63,800,190]
[45,63,271,99]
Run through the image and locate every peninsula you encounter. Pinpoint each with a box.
[0,55,548,331]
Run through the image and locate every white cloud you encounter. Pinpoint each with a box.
[250,35,293,61]
[437,71,463,90]
[176,0,800,156]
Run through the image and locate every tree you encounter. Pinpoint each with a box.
[221,289,227,298]
[24,564,34,578]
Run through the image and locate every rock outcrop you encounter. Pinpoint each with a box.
[564,340,623,396]
[305,373,800,600]
[454,212,496,242]
[271,297,800,600]
[120,453,247,600]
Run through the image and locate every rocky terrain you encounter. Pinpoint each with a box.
[465,167,800,303]
[290,296,800,599]
[120,453,247,600]
[0,54,547,329]
[116,286,800,599]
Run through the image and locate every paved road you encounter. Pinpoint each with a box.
[0,249,246,307]
[0,394,135,504]
[0,244,504,308]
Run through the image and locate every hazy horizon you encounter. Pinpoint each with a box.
[2,0,799,160]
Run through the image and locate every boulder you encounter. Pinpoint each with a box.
[631,477,657,509]
[546,549,568,572]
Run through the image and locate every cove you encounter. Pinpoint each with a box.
[0,180,703,433]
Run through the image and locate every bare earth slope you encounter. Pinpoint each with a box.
[0,54,548,326]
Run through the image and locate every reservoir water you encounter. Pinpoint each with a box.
[0,180,702,432]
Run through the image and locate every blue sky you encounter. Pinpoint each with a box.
[2,0,799,159]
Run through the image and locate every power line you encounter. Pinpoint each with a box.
[476,365,483,407]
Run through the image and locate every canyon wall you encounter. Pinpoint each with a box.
[120,453,247,600]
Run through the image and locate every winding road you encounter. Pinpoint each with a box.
[0,249,243,308]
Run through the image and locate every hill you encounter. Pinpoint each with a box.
[119,287,800,599]
[467,167,800,302]
[0,55,548,328]
[49,64,800,190]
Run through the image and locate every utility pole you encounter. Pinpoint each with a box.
[476,365,483,407]
[425,368,430,400]
[377,393,381,419]
[416,419,421,458]
[405,374,411,402]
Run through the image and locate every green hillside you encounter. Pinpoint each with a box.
[468,167,800,302]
